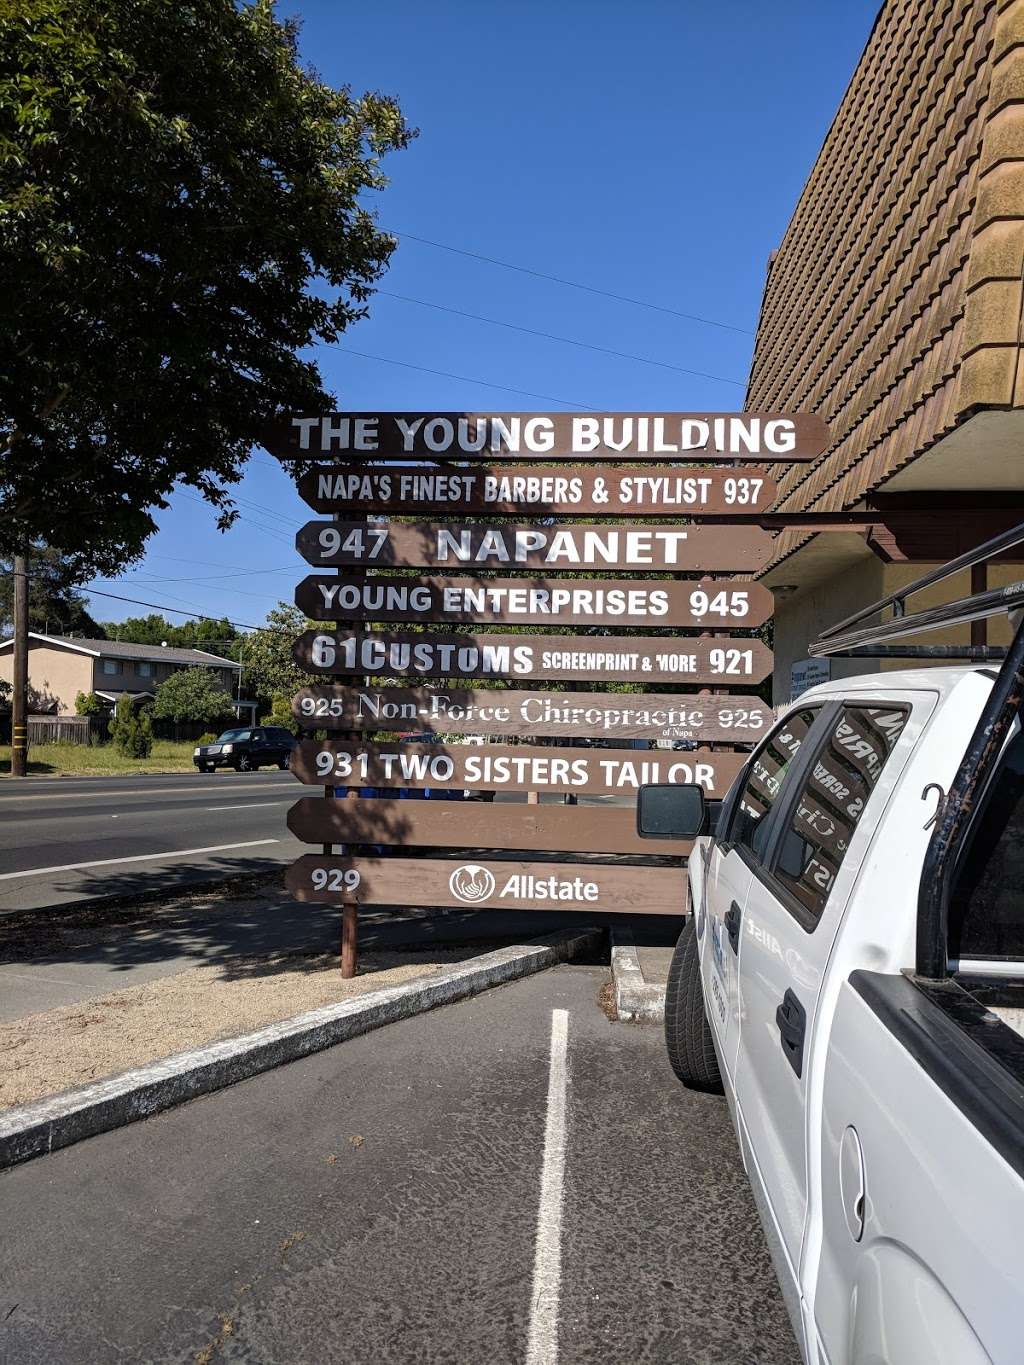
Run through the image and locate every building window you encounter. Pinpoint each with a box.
[136,661,153,677]
[102,659,120,675]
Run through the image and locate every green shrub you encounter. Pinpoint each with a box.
[74,690,104,716]
[110,693,153,758]
[260,693,299,736]
[197,731,218,745]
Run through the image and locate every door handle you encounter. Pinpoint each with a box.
[724,902,742,954]
[776,988,807,1077]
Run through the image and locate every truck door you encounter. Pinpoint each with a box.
[702,705,823,1084]
[732,702,912,1310]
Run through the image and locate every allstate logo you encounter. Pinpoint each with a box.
[449,864,496,904]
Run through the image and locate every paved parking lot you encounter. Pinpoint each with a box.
[0,962,796,1364]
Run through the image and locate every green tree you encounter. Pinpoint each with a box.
[260,693,299,736]
[243,603,317,712]
[110,693,152,757]
[151,667,234,725]
[0,548,103,637]
[74,690,103,716]
[99,613,240,658]
[1,0,412,576]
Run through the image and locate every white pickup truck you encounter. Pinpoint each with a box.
[639,561,1024,1364]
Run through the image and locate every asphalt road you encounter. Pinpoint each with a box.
[0,963,797,1364]
[0,770,306,914]
[0,774,630,916]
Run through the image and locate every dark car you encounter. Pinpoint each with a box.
[194,726,296,773]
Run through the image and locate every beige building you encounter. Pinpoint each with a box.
[0,635,240,715]
[749,0,1024,701]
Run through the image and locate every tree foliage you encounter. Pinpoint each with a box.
[0,547,103,636]
[151,665,234,724]
[0,0,412,574]
[99,612,239,657]
[74,689,103,715]
[110,692,152,757]
[260,692,299,735]
[242,602,316,711]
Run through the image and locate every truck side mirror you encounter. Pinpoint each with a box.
[637,783,707,839]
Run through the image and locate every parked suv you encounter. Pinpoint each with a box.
[194,726,296,773]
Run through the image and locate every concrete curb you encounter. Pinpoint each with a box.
[611,926,667,1022]
[0,926,602,1171]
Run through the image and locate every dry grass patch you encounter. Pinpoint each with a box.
[0,947,480,1110]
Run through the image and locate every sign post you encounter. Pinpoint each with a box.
[271,408,820,966]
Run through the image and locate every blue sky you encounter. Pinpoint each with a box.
[85,0,878,635]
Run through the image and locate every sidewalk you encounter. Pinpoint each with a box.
[0,877,586,1024]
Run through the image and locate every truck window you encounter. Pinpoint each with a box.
[950,729,1024,960]
[727,707,820,860]
[773,705,909,923]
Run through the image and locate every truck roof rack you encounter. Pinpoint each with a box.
[809,519,1024,659]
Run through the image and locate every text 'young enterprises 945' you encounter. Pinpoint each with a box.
[292,630,774,683]
[296,464,778,516]
[295,574,774,629]
[290,685,773,743]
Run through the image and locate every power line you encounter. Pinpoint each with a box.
[376,290,746,386]
[386,229,755,336]
[175,490,294,545]
[83,586,290,635]
[94,563,297,585]
[327,346,597,409]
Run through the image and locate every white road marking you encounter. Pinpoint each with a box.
[0,782,297,805]
[526,1008,569,1365]
[204,801,294,811]
[0,839,281,881]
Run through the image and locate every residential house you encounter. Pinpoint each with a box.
[0,634,244,716]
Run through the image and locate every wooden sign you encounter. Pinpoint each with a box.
[292,685,773,743]
[295,521,773,572]
[288,739,746,797]
[263,411,829,461]
[295,574,774,629]
[296,464,778,517]
[292,630,774,683]
[286,855,687,916]
[287,796,693,856]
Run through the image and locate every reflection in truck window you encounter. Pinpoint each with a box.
[774,705,909,921]
[950,729,1024,960]
[729,707,819,860]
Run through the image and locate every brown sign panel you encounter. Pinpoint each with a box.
[292,686,772,743]
[295,574,775,630]
[263,412,828,461]
[289,740,746,797]
[295,521,773,573]
[292,631,774,684]
[286,855,687,916]
[295,464,778,516]
[287,797,693,857]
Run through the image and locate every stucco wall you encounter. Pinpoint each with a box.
[773,556,1021,703]
[0,645,94,714]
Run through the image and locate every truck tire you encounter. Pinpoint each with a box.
[664,917,724,1094]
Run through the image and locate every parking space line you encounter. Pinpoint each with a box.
[0,839,281,880]
[526,1008,569,1365]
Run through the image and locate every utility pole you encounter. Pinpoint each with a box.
[11,551,29,778]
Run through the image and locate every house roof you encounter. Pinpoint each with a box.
[0,633,240,669]
[95,690,155,703]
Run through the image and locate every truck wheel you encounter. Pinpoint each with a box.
[664,916,724,1094]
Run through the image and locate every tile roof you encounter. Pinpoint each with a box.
[747,0,1024,570]
[0,634,240,668]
